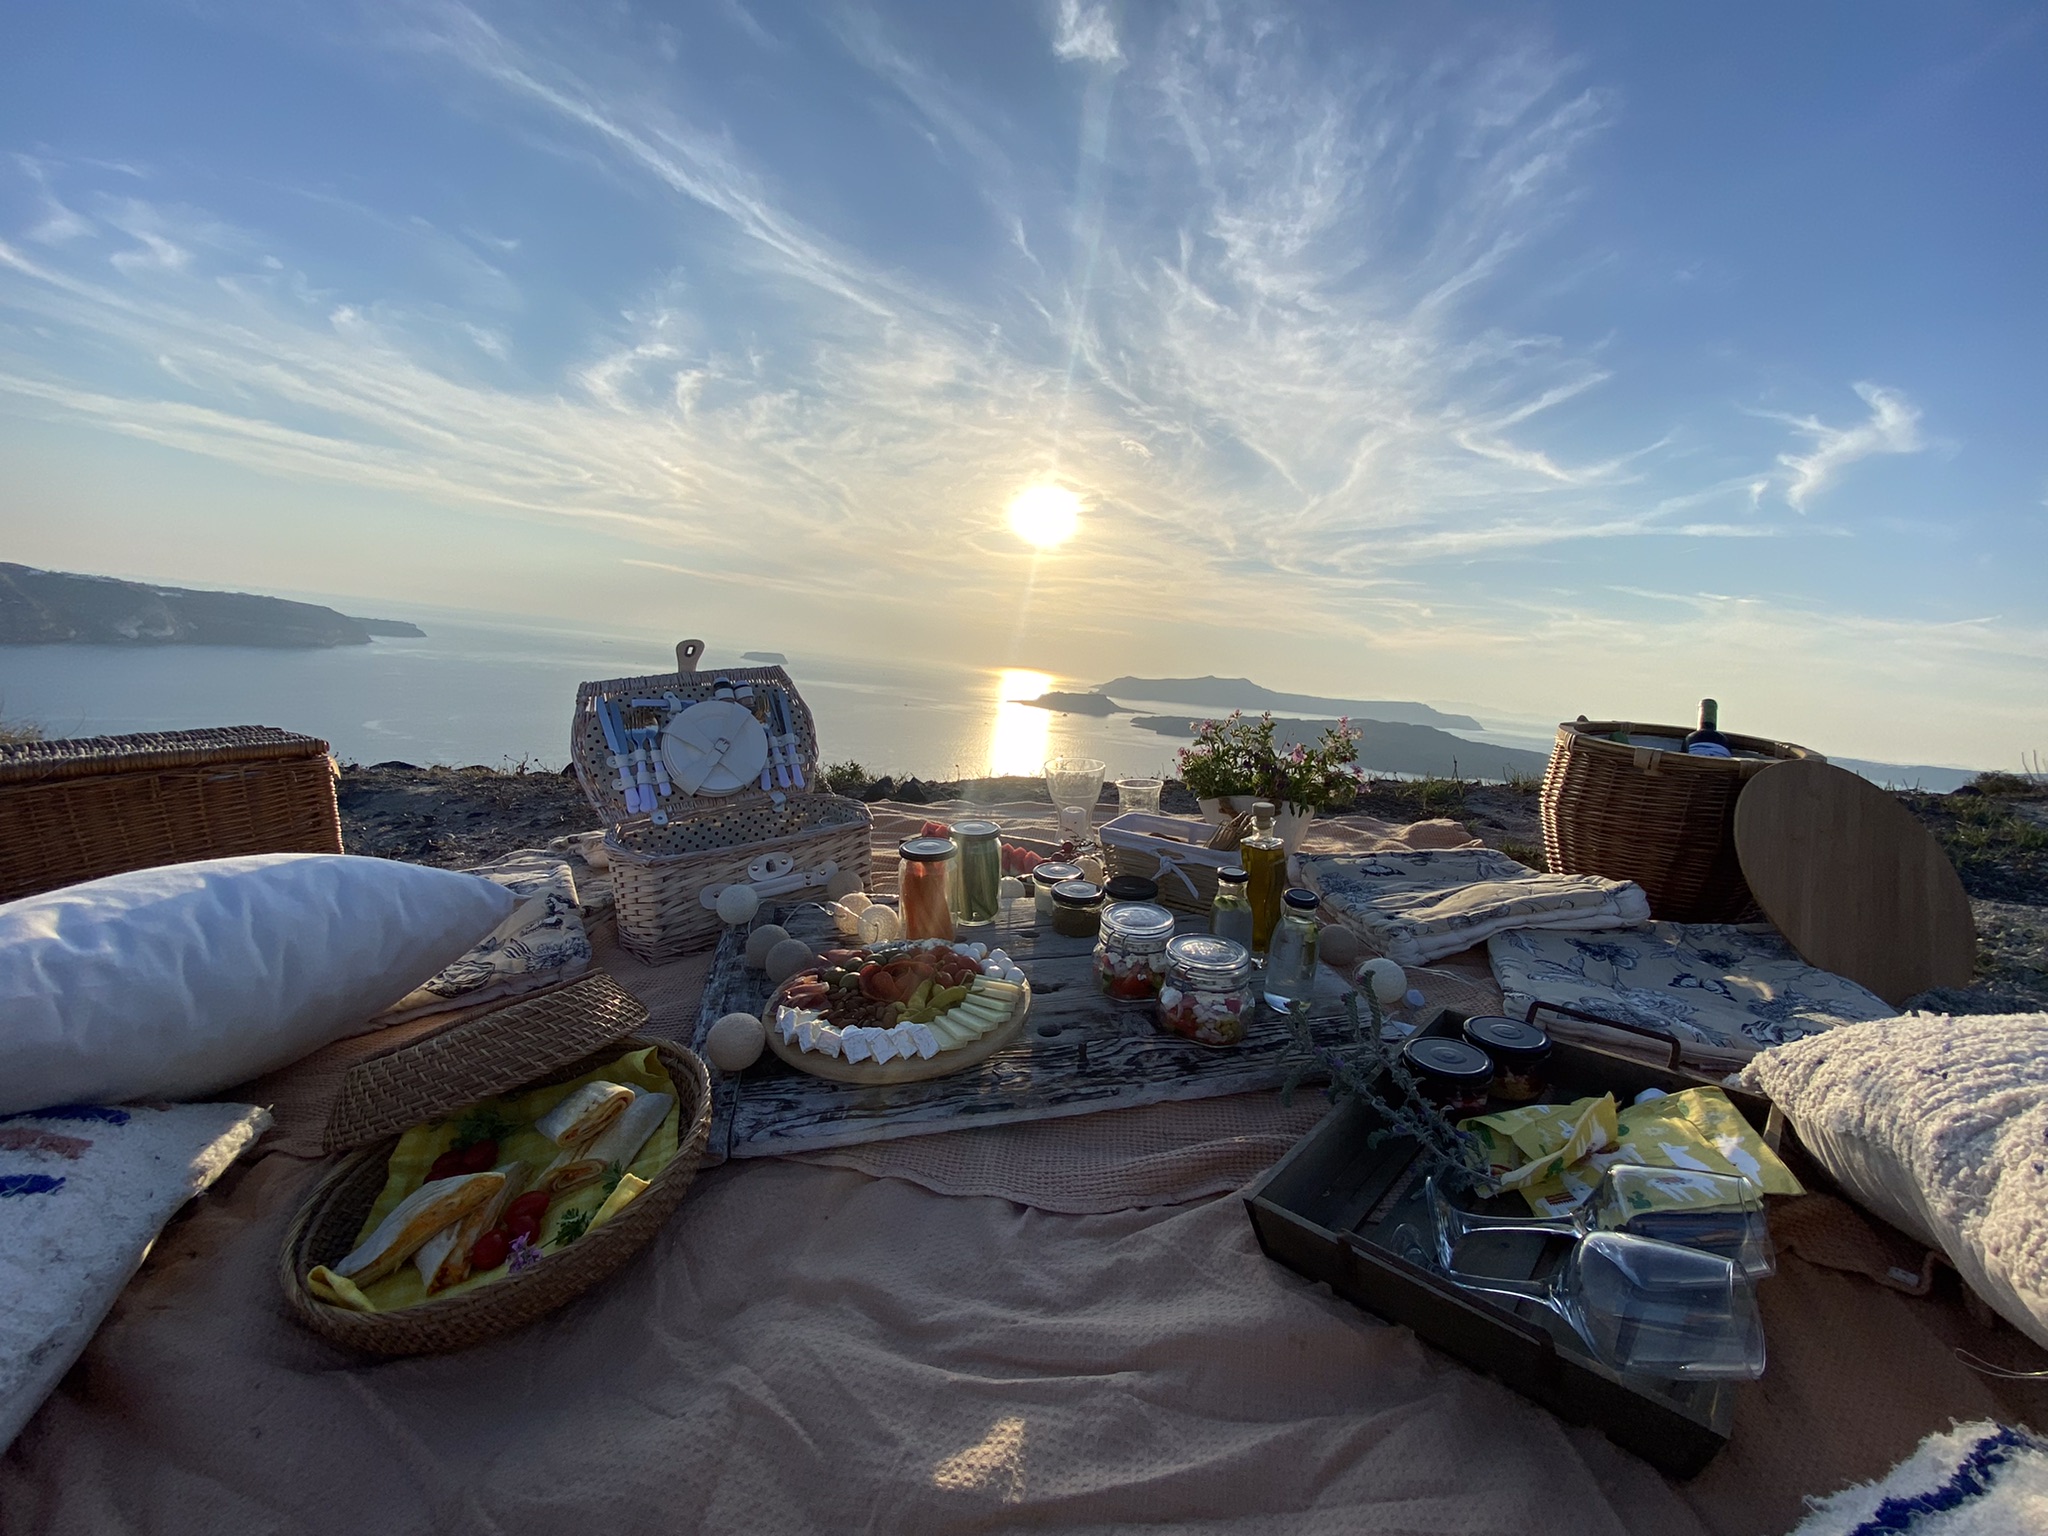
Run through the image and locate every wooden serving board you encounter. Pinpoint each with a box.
[1734,759,1975,1006]
[759,982,1032,1086]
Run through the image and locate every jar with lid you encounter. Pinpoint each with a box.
[1260,888,1321,1013]
[1461,1015,1552,1102]
[1103,873,1159,904]
[953,819,1002,927]
[1210,866,1253,949]
[897,836,958,942]
[1031,861,1083,925]
[1049,879,1104,938]
[1401,1036,1494,1113]
[1159,934,1254,1046]
[1093,901,1176,1000]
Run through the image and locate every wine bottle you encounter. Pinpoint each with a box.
[1683,699,1734,758]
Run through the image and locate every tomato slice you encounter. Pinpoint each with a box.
[468,1227,511,1272]
[505,1191,551,1224]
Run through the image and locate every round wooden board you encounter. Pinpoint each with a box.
[1734,758,1975,1007]
[761,981,1032,1085]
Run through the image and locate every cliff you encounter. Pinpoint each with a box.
[0,564,420,648]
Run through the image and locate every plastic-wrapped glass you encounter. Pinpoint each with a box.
[953,819,1001,927]
[1093,901,1176,1000]
[1159,934,1254,1045]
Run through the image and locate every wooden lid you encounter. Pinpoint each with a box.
[1734,759,1975,1007]
[570,638,826,825]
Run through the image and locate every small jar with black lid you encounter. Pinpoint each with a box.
[1401,1037,1494,1113]
[1103,873,1160,904]
[1050,879,1104,938]
[1461,1016,1553,1102]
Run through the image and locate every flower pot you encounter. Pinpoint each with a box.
[1197,795,1263,826]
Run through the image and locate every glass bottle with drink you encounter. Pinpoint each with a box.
[1262,888,1321,1013]
[1683,699,1733,758]
[1210,866,1254,949]
[1239,801,1287,954]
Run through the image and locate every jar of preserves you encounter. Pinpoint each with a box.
[1032,861,1084,925]
[953,819,1002,927]
[1103,873,1159,904]
[1093,901,1176,1000]
[1158,934,1254,1046]
[1461,1015,1553,1102]
[1401,1037,1494,1114]
[1210,866,1253,949]
[897,836,958,942]
[1049,879,1104,938]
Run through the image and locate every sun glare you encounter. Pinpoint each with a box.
[988,669,1054,777]
[1006,484,1081,549]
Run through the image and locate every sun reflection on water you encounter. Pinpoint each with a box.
[987,669,1054,777]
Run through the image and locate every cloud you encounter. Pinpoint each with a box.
[1774,382,1925,510]
[1051,0,1124,68]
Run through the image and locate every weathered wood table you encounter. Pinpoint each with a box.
[689,897,1361,1161]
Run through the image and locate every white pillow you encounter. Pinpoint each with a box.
[0,854,516,1115]
[1740,1012,2048,1350]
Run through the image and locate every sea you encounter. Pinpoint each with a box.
[0,610,1977,790]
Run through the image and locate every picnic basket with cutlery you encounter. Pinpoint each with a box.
[570,640,873,962]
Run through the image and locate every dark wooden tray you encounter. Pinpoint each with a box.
[1242,1007,1780,1478]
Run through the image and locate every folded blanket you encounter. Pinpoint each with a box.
[1489,923,1894,1069]
[1295,847,1649,965]
[373,852,592,1026]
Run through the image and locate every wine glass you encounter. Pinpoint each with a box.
[1429,1164,1774,1280]
[1043,757,1106,839]
[1394,1215,1766,1381]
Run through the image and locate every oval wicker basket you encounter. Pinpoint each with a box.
[280,1037,713,1356]
[1539,719,1822,923]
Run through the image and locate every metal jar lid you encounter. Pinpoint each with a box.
[1051,879,1102,908]
[1100,901,1175,942]
[1104,873,1160,903]
[1401,1036,1495,1087]
[953,819,1000,840]
[1216,866,1249,885]
[1462,1015,1552,1064]
[1033,861,1084,888]
[1165,932,1250,980]
[897,836,957,863]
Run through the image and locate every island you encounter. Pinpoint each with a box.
[1093,676,1483,731]
[0,564,424,648]
[1014,691,1130,717]
[1128,713,1549,781]
[742,651,789,664]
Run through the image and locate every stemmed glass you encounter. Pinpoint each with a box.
[1043,757,1106,841]
[1429,1164,1775,1280]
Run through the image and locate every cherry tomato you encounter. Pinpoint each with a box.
[468,1227,510,1272]
[459,1138,499,1173]
[505,1192,552,1225]
[505,1213,542,1248]
[427,1150,467,1183]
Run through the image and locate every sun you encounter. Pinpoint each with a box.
[1006,484,1081,549]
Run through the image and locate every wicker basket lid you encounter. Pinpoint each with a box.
[322,973,650,1152]
[570,638,828,826]
[1556,719,1823,776]
[0,725,331,784]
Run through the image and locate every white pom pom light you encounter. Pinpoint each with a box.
[715,884,761,926]
[706,1013,766,1072]
[1358,957,1406,1005]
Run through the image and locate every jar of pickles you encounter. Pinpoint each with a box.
[1158,934,1253,1045]
[953,819,1002,927]
[897,836,958,942]
[1093,901,1175,1000]
[1032,862,1084,925]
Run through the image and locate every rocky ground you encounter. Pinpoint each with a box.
[339,761,2047,1015]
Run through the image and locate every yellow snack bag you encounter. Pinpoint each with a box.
[1620,1088,1803,1197]
[1497,1095,1618,1194]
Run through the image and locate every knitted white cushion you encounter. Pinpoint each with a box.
[0,854,515,1115]
[1741,1013,2048,1349]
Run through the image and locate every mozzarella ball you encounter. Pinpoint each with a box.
[744,923,790,970]
[706,1013,766,1073]
[765,937,816,986]
[1358,957,1407,1005]
[715,884,762,927]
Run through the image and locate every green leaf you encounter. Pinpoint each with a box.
[552,1208,594,1247]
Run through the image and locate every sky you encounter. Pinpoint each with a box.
[1,1,2044,768]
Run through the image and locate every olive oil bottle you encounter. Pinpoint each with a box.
[1240,800,1288,955]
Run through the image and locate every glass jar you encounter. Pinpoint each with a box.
[1049,879,1104,938]
[1210,866,1254,949]
[1261,888,1322,1012]
[1159,934,1254,1046]
[897,836,957,942]
[1461,1015,1553,1102]
[1401,1037,1495,1114]
[1093,901,1176,1000]
[1032,861,1083,925]
[1240,800,1286,954]
[1103,873,1159,904]
[953,819,1002,928]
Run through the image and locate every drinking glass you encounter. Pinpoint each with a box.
[1116,777,1164,816]
[1429,1165,1775,1280]
[1043,757,1106,837]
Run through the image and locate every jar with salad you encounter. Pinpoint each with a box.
[1093,900,1176,1000]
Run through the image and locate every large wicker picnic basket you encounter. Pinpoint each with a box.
[570,641,872,962]
[1539,718,1822,923]
[0,726,341,902]
[281,974,713,1356]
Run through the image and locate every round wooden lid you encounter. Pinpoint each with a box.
[1733,759,1975,1007]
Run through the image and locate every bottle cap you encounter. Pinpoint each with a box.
[1283,888,1319,911]
[1216,866,1249,885]
[1252,800,1276,816]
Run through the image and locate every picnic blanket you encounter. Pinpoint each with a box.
[1296,847,1651,966]
[1488,924,1896,1071]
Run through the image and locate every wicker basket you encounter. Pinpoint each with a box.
[0,726,341,903]
[1099,811,1243,913]
[1539,719,1822,923]
[281,979,713,1355]
[571,642,872,963]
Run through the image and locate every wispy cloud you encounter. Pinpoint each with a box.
[1052,0,1125,69]
[1773,381,1926,510]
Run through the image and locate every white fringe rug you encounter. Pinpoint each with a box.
[1790,1421,2048,1534]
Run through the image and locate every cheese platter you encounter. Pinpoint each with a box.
[761,937,1033,1086]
